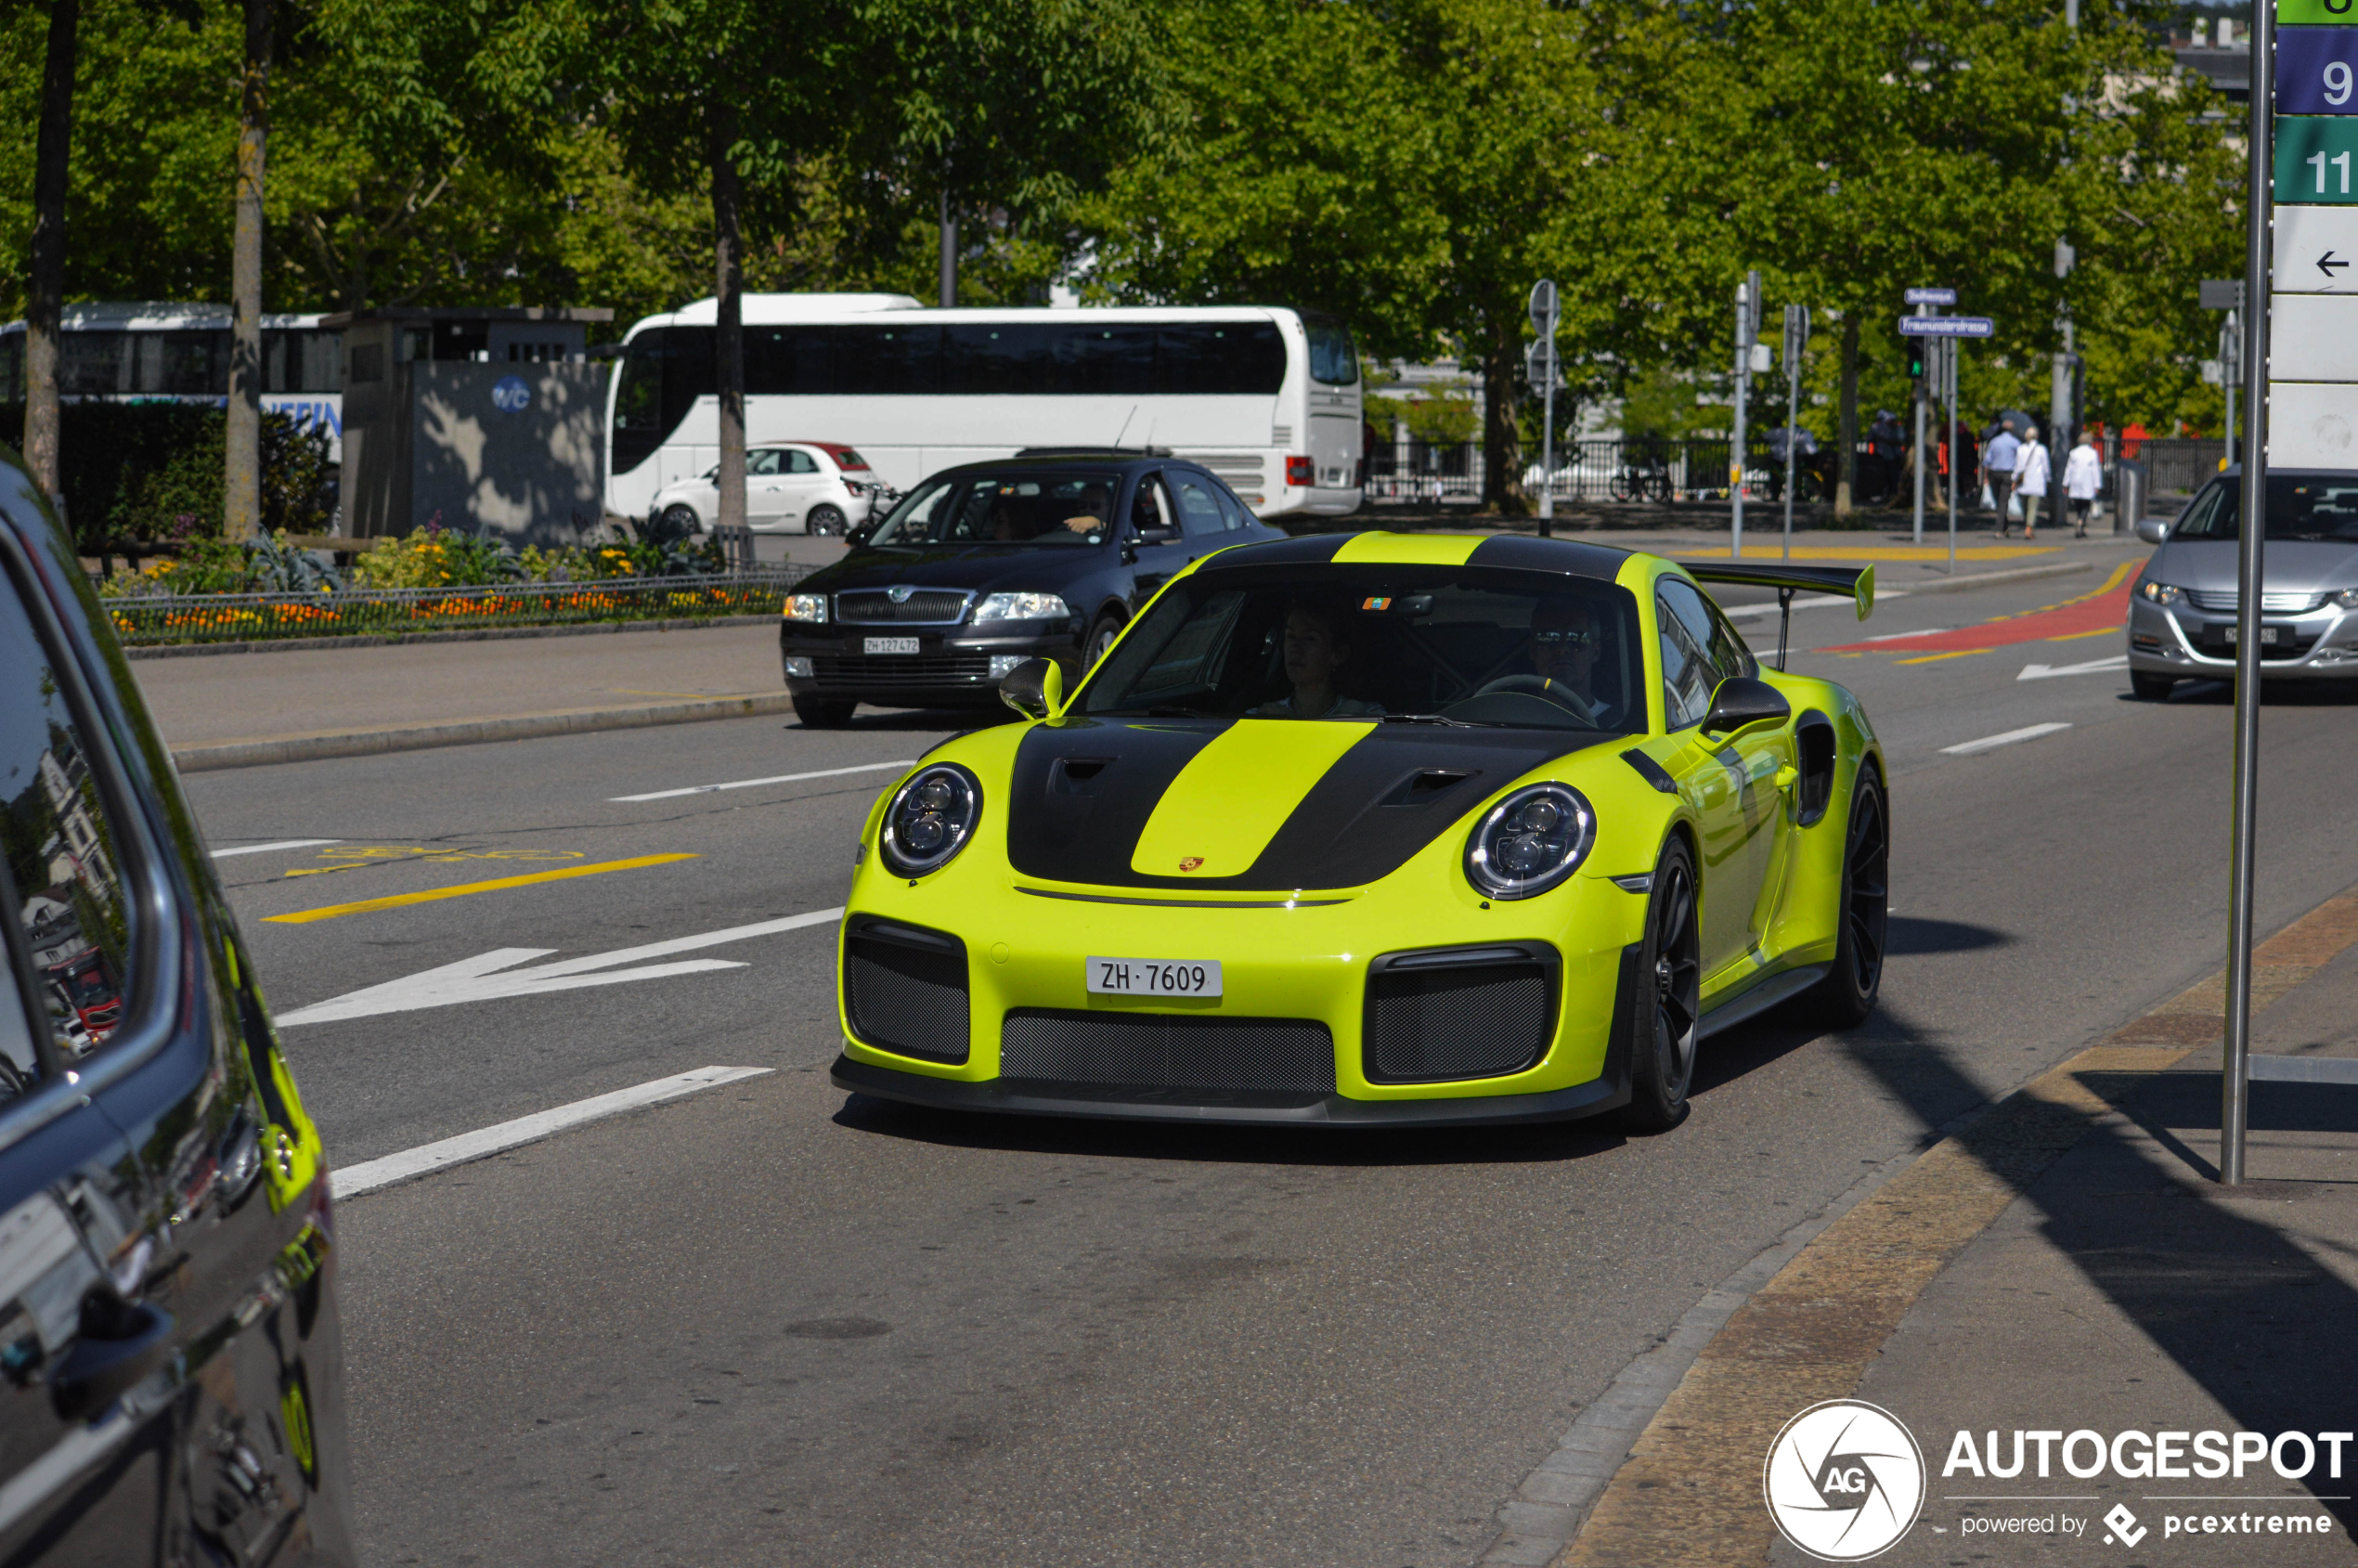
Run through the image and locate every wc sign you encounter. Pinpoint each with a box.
[492,375,531,414]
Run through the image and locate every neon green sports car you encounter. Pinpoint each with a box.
[830,531,1885,1130]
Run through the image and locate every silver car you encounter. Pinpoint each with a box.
[2129,466,2358,698]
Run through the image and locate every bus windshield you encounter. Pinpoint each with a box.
[867,472,1122,547]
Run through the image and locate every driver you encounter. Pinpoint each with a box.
[1063,483,1111,535]
[1522,597,1616,725]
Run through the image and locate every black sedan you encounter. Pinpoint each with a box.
[779,450,1286,726]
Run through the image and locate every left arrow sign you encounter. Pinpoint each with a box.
[274,907,844,1026]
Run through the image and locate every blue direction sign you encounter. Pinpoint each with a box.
[1898,316,1994,337]
[1904,287,1957,305]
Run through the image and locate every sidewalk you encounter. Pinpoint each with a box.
[1547,885,2358,1566]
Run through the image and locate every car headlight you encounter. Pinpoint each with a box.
[2138,580,2183,606]
[973,591,1069,623]
[784,593,828,623]
[1464,784,1596,901]
[2335,588,2358,610]
[879,763,982,878]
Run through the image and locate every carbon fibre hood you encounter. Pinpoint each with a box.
[1004,718,1616,892]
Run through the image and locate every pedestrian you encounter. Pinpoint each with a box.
[1984,421,2022,535]
[2063,433,2102,537]
[1766,424,1818,502]
[2013,425,2051,539]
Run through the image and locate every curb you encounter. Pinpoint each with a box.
[125,613,780,659]
[1516,886,2358,1567]
[171,692,802,773]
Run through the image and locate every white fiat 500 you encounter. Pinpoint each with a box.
[649,442,888,537]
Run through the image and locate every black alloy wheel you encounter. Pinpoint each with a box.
[1623,836,1702,1131]
[1813,771,1889,1027]
[660,504,702,538]
[793,693,855,729]
[808,504,847,537]
[1085,614,1124,669]
[2130,671,2176,701]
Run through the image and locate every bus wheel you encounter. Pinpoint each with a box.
[807,505,847,537]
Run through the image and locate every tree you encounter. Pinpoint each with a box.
[840,0,1160,307]
[23,0,78,510]
[222,0,267,540]
[1090,0,1680,512]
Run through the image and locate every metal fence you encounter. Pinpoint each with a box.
[1368,438,1833,505]
[105,566,816,647]
[2138,438,2230,496]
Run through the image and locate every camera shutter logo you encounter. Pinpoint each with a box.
[1763,1400,1926,1561]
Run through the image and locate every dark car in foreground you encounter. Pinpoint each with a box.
[0,463,353,1561]
[779,449,1285,726]
[2131,467,2358,696]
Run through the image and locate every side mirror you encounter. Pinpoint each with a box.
[2133,518,2169,546]
[1699,676,1792,738]
[999,657,1064,721]
[1135,525,1182,545]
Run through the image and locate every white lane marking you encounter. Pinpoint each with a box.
[1940,721,2072,757]
[274,907,846,1026]
[331,1065,774,1199]
[212,838,341,858]
[1721,589,1911,620]
[2018,654,2129,680]
[612,760,916,803]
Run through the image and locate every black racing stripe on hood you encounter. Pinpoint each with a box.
[1005,719,1231,885]
[1005,720,1618,892]
[1466,534,1631,580]
[1234,727,1617,889]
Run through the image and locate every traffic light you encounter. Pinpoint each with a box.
[1909,343,1928,382]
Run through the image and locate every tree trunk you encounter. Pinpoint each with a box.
[224,0,269,542]
[26,0,79,514]
[1834,314,1859,519]
[1483,308,1522,514]
[711,118,746,546]
[938,184,957,308]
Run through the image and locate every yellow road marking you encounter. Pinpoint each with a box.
[1678,544,2056,562]
[2048,625,2120,641]
[265,853,698,924]
[1894,648,1994,664]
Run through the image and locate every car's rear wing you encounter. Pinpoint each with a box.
[1682,562,1874,671]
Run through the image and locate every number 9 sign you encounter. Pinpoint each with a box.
[2281,28,2358,116]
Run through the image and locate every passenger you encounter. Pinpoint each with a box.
[1252,600,1385,719]
[1063,483,1111,535]
[1525,597,1618,726]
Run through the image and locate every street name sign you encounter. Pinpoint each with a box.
[1903,287,1957,305]
[1898,316,1993,337]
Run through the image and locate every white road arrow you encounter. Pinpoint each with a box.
[2017,654,2129,681]
[275,907,845,1027]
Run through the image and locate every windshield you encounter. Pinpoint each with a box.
[833,447,870,470]
[1081,566,1645,731]
[866,471,1121,547]
[2174,476,2358,541]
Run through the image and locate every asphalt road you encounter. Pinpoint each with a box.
[180,549,2358,1568]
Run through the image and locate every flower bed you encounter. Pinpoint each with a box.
[107,569,814,646]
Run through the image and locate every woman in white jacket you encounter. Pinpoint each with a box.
[2062,437,2103,537]
[2011,428,2052,539]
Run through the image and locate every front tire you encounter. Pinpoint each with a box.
[660,504,702,538]
[1622,836,1702,1132]
[793,694,855,729]
[2131,671,2176,701]
[807,504,847,537]
[1812,771,1889,1028]
[1084,613,1124,669]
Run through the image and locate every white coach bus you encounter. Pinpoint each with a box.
[0,301,345,457]
[603,293,1364,520]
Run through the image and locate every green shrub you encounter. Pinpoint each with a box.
[0,403,336,548]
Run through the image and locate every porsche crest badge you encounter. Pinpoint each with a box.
[1179,857,1205,872]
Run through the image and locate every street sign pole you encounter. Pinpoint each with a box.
[1911,303,1929,545]
[1783,304,1807,559]
[1946,338,1959,574]
[2222,309,2240,459]
[2222,0,2278,1186]
[1529,279,1561,539]
[1732,273,1757,559]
